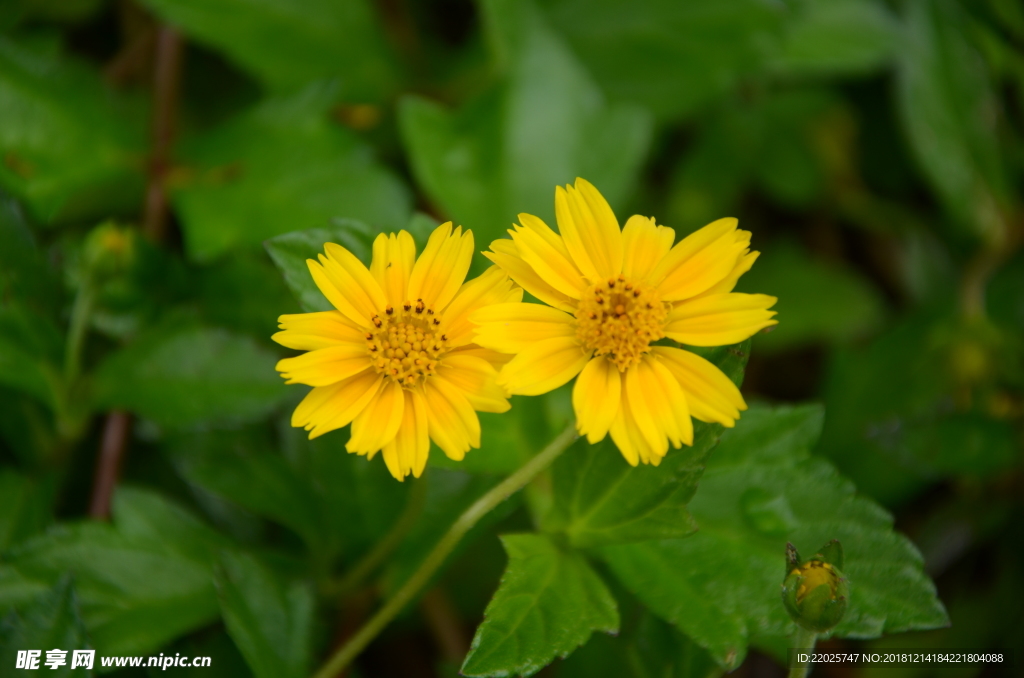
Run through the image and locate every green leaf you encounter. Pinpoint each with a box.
[601,404,949,669]
[216,551,313,678]
[897,0,1008,235]
[138,0,399,98]
[0,306,61,406]
[196,250,300,337]
[265,219,379,313]
[0,196,60,313]
[0,576,92,677]
[462,533,618,677]
[547,340,749,548]
[168,432,324,548]
[771,0,898,77]
[0,470,53,553]
[737,240,885,352]
[400,0,651,248]
[542,0,782,120]
[0,489,228,655]
[92,325,288,429]
[0,38,145,224]
[172,83,410,261]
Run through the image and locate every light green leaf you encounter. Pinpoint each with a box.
[0,489,228,655]
[173,83,410,261]
[897,0,1008,235]
[547,340,749,547]
[265,219,379,313]
[0,38,145,224]
[737,240,885,352]
[216,551,313,678]
[0,576,91,677]
[462,533,618,677]
[542,0,782,120]
[92,325,288,428]
[0,470,53,553]
[771,0,898,76]
[138,0,399,98]
[602,404,949,669]
[400,0,651,247]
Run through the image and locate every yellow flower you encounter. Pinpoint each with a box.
[472,178,777,466]
[273,223,522,480]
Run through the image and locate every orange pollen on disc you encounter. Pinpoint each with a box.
[366,298,447,387]
[574,274,667,371]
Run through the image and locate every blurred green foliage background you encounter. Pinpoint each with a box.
[0,0,1021,676]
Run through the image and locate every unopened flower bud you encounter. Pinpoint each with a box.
[83,222,136,281]
[782,540,849,633]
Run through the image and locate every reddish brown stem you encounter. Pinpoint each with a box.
[89,24,183,520]
[88,410,133,519]
[143,25,183,242]
[419,587,468,664]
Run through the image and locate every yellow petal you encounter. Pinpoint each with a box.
[276,343,373,386]
[472,303,577,355]
[484,239,578,312]
[644,357,694,447]
[664,293,778,346]
[572,357,622,443]
[698,248,759,297]
[650,217,749,301]
[497,336,590,396]
[308,259,372,329]
[554,179,623,281]
[272,311,365,351]
[622,362,672,459]
[381,389,430,480]
[621,215,676,282]
[370,231,416,305]
[653,346,746,426]
[510,224,586,298]
[321,242,388,318]
[423,377,481,461]
[440,266,523,348]
[608,396,656,466]
[347,380,405,456]
[436,354,511,413]
[292,369,382,439]
[448,345,515,368]
[407,222,474,310]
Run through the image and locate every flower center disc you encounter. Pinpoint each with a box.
[367,300,448,387]
[575,275,667,371]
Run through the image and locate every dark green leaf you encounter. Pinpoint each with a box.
[216,551,313,678]
[0,38,145,224]
[92,325,288,428]
[400,0,651,247]
[0,576,91,677]
[169,433,324,548]
[542,0,782,120]
[462,533,618,677]
[0,196,59,312]
[265,219,379,313]
[771,0,898,77]
[0,470,53,553]
[172,83,410,261]
[138,0,399,98]
[0,306,61,406]
[897,0,1008,235]
[197,250,299,337]
[602,404,949,669]
[737,240,885,352]
[0,489,228,655]
[546,340,749,548]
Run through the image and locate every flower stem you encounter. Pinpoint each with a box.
[310,423,578,678]
[327,476,428,598]
[64,283,94,385]
[788,627,818,678]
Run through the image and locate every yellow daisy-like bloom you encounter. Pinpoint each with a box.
[472,178,777,467]
[273,223,522,480]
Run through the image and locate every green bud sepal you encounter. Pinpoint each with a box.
[782,540,849,633]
